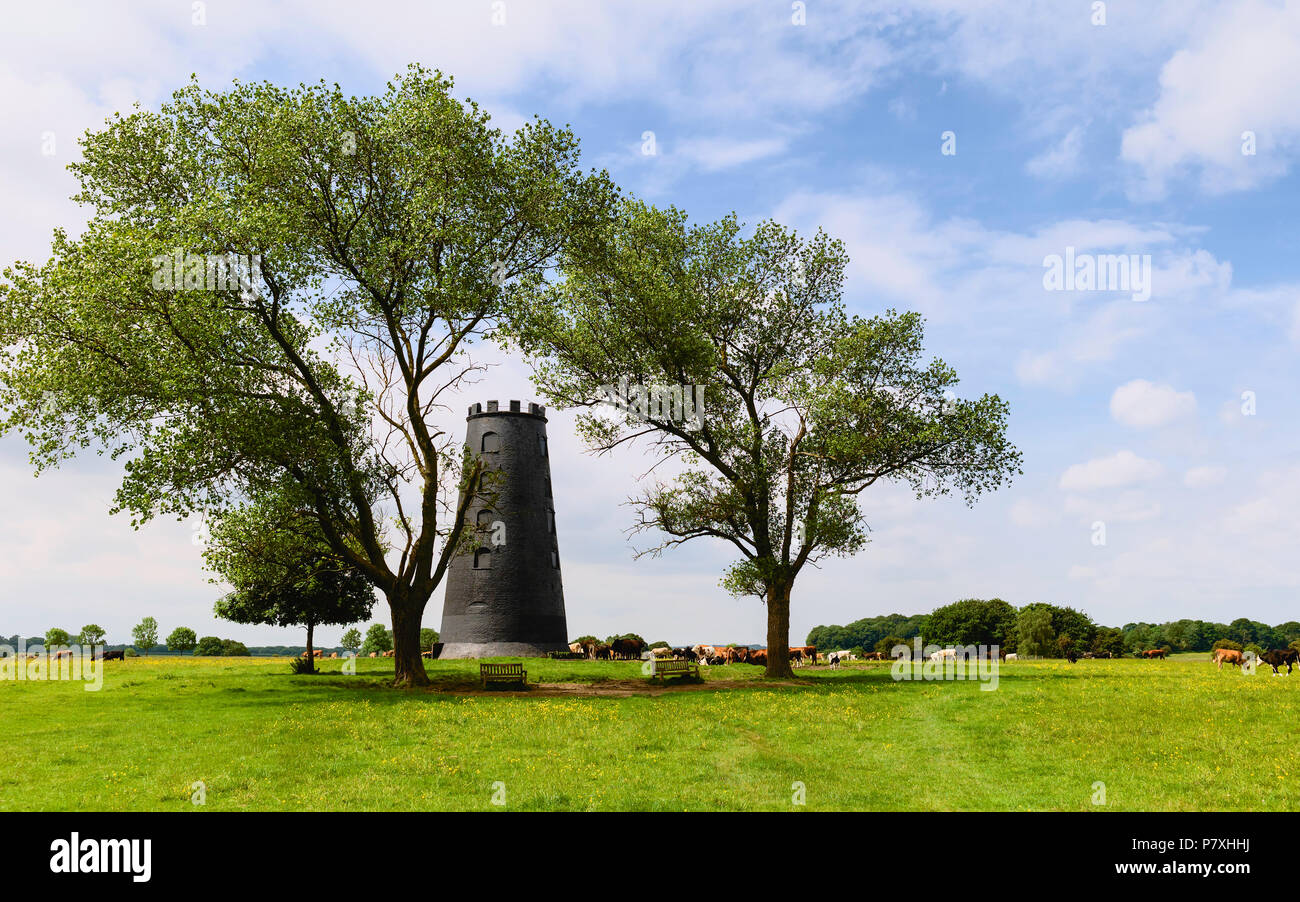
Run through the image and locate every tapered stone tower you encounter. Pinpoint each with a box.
[438,400,569,658]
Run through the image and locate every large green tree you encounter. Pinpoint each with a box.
[0,67,617,685]
[209,495,376,673]
[507,202,1021,677]
[926,598,1017,648]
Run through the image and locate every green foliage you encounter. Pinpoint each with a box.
[419,628,440,650]
[1015,607,1054,658]
[571,635,598,645]
[807,615,926,652]
[341,628,362,652]
[288,656,315,675]
[123,647,139,658]
[166,627,198,653]
[1212,639,1244,652]
[131,618,159,654]
[875,635,906,654]
[220,639,251,657]
[1091,627,1125,657]
[194,636,225,656]
[77,624,106,648]
[925,598,1017,647]
[44,628,71,648]
[361,624,393,656]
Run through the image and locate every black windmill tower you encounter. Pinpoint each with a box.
[438,400,569,658]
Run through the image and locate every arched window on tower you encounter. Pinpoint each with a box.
[481,431,500,453]
[474,548,492,570]
[477,509,494,527]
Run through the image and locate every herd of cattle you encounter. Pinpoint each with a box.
[24,643,1295,673]
[567,638,828,667]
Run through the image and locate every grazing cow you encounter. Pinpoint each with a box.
[368,651,378,658]
[594,644,613,661]
[610,637,645,660]
[733,647,751,664]
[707,654,726,665]
[329,652,339,659]
[1142,649,1167,659]
[929,648,957,663]
[672,647,697,661]
[569,642,584,655]
[101,650,125,661]
[828,652,843,669]
[1066,650,1078,663]
[750,649,767,667]
[1258,648,1299,676]
[1005,653,1018,661]
[651,646,673,659]
[1213,648,1244,671]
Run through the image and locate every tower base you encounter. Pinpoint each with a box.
[437,641,570,659]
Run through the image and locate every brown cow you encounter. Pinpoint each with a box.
[1213,648,1244,670]
[750,649,768,667]
[1142,649,1167,659]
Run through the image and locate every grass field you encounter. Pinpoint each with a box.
[1,652,1295,811]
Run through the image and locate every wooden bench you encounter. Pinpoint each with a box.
[480,662,527,688]
[648,659,700,682]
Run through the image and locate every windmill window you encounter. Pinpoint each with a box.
[550,549,560,569]
[474,549,491,569]
[481,431,500,453]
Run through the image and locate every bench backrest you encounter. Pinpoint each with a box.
[655,661,692,672]
[481,663,524,676]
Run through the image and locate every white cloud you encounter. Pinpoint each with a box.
[1064,491,1163,523]
[1025,125,1085,179]
[674,136,790,172]
[1110,379,1197,428]
[1120,0,1300,197]
[1184,465,1227,488]
[1060,451,1164,492]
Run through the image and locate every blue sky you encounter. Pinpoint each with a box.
[2,0,1299,648]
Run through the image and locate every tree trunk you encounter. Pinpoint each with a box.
[765,582,795,679]
[304,621,315,675]
[390,599,430,687]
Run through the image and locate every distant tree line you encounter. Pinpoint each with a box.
[808,600,1300,658]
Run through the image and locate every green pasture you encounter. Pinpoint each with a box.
[1,652,1294,811]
